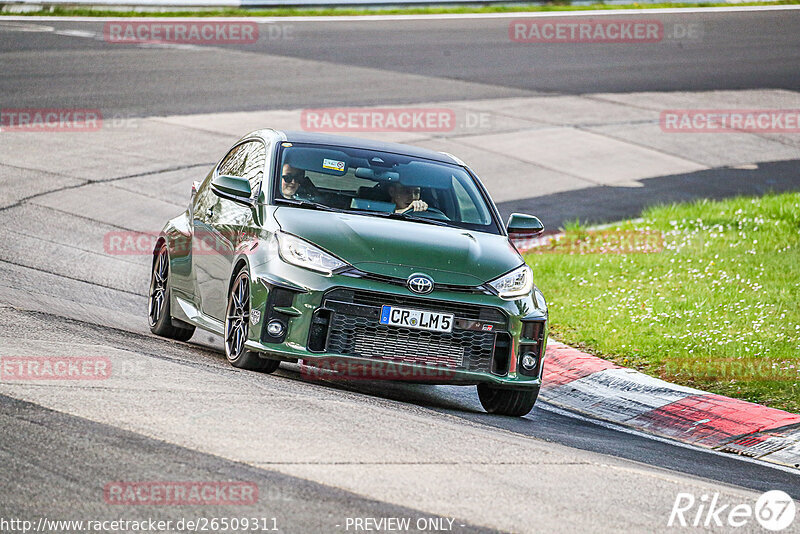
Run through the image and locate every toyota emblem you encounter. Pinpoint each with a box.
[407,274,434,295]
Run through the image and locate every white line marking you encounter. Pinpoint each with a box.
[538,401,800,476]
[0,22,54,31]
[54,29,96,37]
[3,24,208,47]
[0,5,798,23]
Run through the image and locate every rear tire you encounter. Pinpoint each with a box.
[149,244,195,341]
[477,384,539,417]
[224,269,280,374]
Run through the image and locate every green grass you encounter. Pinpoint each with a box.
[5,0,799,17]
[525,192,800,413]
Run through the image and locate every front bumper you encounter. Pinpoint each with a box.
[244,261,547,388]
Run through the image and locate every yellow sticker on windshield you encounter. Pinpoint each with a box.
[322,158,345,172]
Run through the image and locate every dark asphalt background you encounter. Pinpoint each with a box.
[0,11,799,116]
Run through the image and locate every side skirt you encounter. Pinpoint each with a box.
[174,295,224,336]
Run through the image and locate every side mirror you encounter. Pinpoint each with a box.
[507,213,544,237]
[211,175,253,206]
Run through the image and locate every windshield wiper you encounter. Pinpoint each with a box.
[347,207,449,227]
[387,211,449,227]
[275,198,341,212]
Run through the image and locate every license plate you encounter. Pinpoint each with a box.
[379,305,454,333]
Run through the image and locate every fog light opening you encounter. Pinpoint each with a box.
[521,353,538,371]
[267,320,285,337]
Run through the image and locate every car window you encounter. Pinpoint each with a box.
[308,171,375,193]
[453,175,490,225]
[275,143,500,234]
[218,140,266,199]
[242,142,266,199]
[218,143,248,177]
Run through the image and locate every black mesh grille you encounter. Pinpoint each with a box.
[326,314,495,372]
[320,288,507,374]
[327,288,506,322]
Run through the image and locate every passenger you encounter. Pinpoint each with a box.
[388,183,427,213]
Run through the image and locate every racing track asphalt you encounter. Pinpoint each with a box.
[0,9,798,116]
[0,10,799,532]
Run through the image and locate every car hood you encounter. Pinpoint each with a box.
[274,207,522,286]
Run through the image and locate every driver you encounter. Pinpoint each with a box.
[388,183,427,213]
[281,163,316,200]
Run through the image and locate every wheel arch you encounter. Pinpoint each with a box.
[152,236,167,266]
[228,255,252,297]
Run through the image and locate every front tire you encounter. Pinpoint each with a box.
[477,384,539,417]
[149,244,195,342]
[224,269,280,373]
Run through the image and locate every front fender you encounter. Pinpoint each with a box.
[227,250,268,344]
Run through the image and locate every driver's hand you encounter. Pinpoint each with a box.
[409,199,428,212]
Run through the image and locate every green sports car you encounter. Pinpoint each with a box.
[149,129,548,416]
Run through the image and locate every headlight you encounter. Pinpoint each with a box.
[488,264,533,299]
[276,232,347,275]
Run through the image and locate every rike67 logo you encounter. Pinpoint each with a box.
[669,490,796,531]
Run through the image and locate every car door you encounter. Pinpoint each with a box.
[194,140,264,321]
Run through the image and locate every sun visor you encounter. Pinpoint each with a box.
[398,161,454,189]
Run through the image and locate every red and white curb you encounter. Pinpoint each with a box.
[541,341,800,469]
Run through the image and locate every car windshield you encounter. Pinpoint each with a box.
[274,143,500,234]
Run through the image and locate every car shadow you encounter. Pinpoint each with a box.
[496,158,800,229]
[274,363,488,414]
